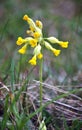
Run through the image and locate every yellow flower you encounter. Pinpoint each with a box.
[52,48,61,56]
[44,41,60,56]
[29,39,37,47]
[46,37,69,48]
[23,14,30,22]
[29,55,36,65]
[16,14,69,66]
[37,53,43,59]
[33,32,41,38]
[16,37,25,45]
[23,15,42,39]
[36,20,43,29]
[58,41,69,48]
[23,15,37,32]
[18,44,27,54]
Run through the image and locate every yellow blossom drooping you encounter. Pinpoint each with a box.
[16,37,26,45]
[29,39,37,47]
[37,53,43,59]
[18,44,27,54]
[46,37,69,48]
[51,48,61,56]
[58,41,69,48]
[44,41,61,56]
[16,14,69,65]
[28,55,37,65]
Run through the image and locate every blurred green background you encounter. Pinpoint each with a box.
[0,0,82,85]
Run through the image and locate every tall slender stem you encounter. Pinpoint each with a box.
[39,58,43,119]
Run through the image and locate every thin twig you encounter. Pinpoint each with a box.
[33,80,82,101]
[0,82,10,92]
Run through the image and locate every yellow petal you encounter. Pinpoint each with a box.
[16,37,25,45]
[59,41,69,48]
[29,39,37,47]
[29,55,37,65]
[33,32,41,38]
[52,49,61,56]
[18,44,27,54]
[37,53,43,59]
[23,15,30,22]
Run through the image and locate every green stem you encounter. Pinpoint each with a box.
[39,58,43,119]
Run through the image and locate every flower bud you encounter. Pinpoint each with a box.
[29,55,36,65]
[46,37,59,43]
[52,48,61,56]
[23,15,30,22]
[59,41,69,48]
[39,120,47,130]
[44,41,53,50]
[33,44,41,55]
[18,44,27,54]
[36,20,43,29]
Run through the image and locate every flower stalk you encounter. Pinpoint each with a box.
[39,58,43,119]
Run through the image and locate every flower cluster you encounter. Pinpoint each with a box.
[16,14,69,65]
